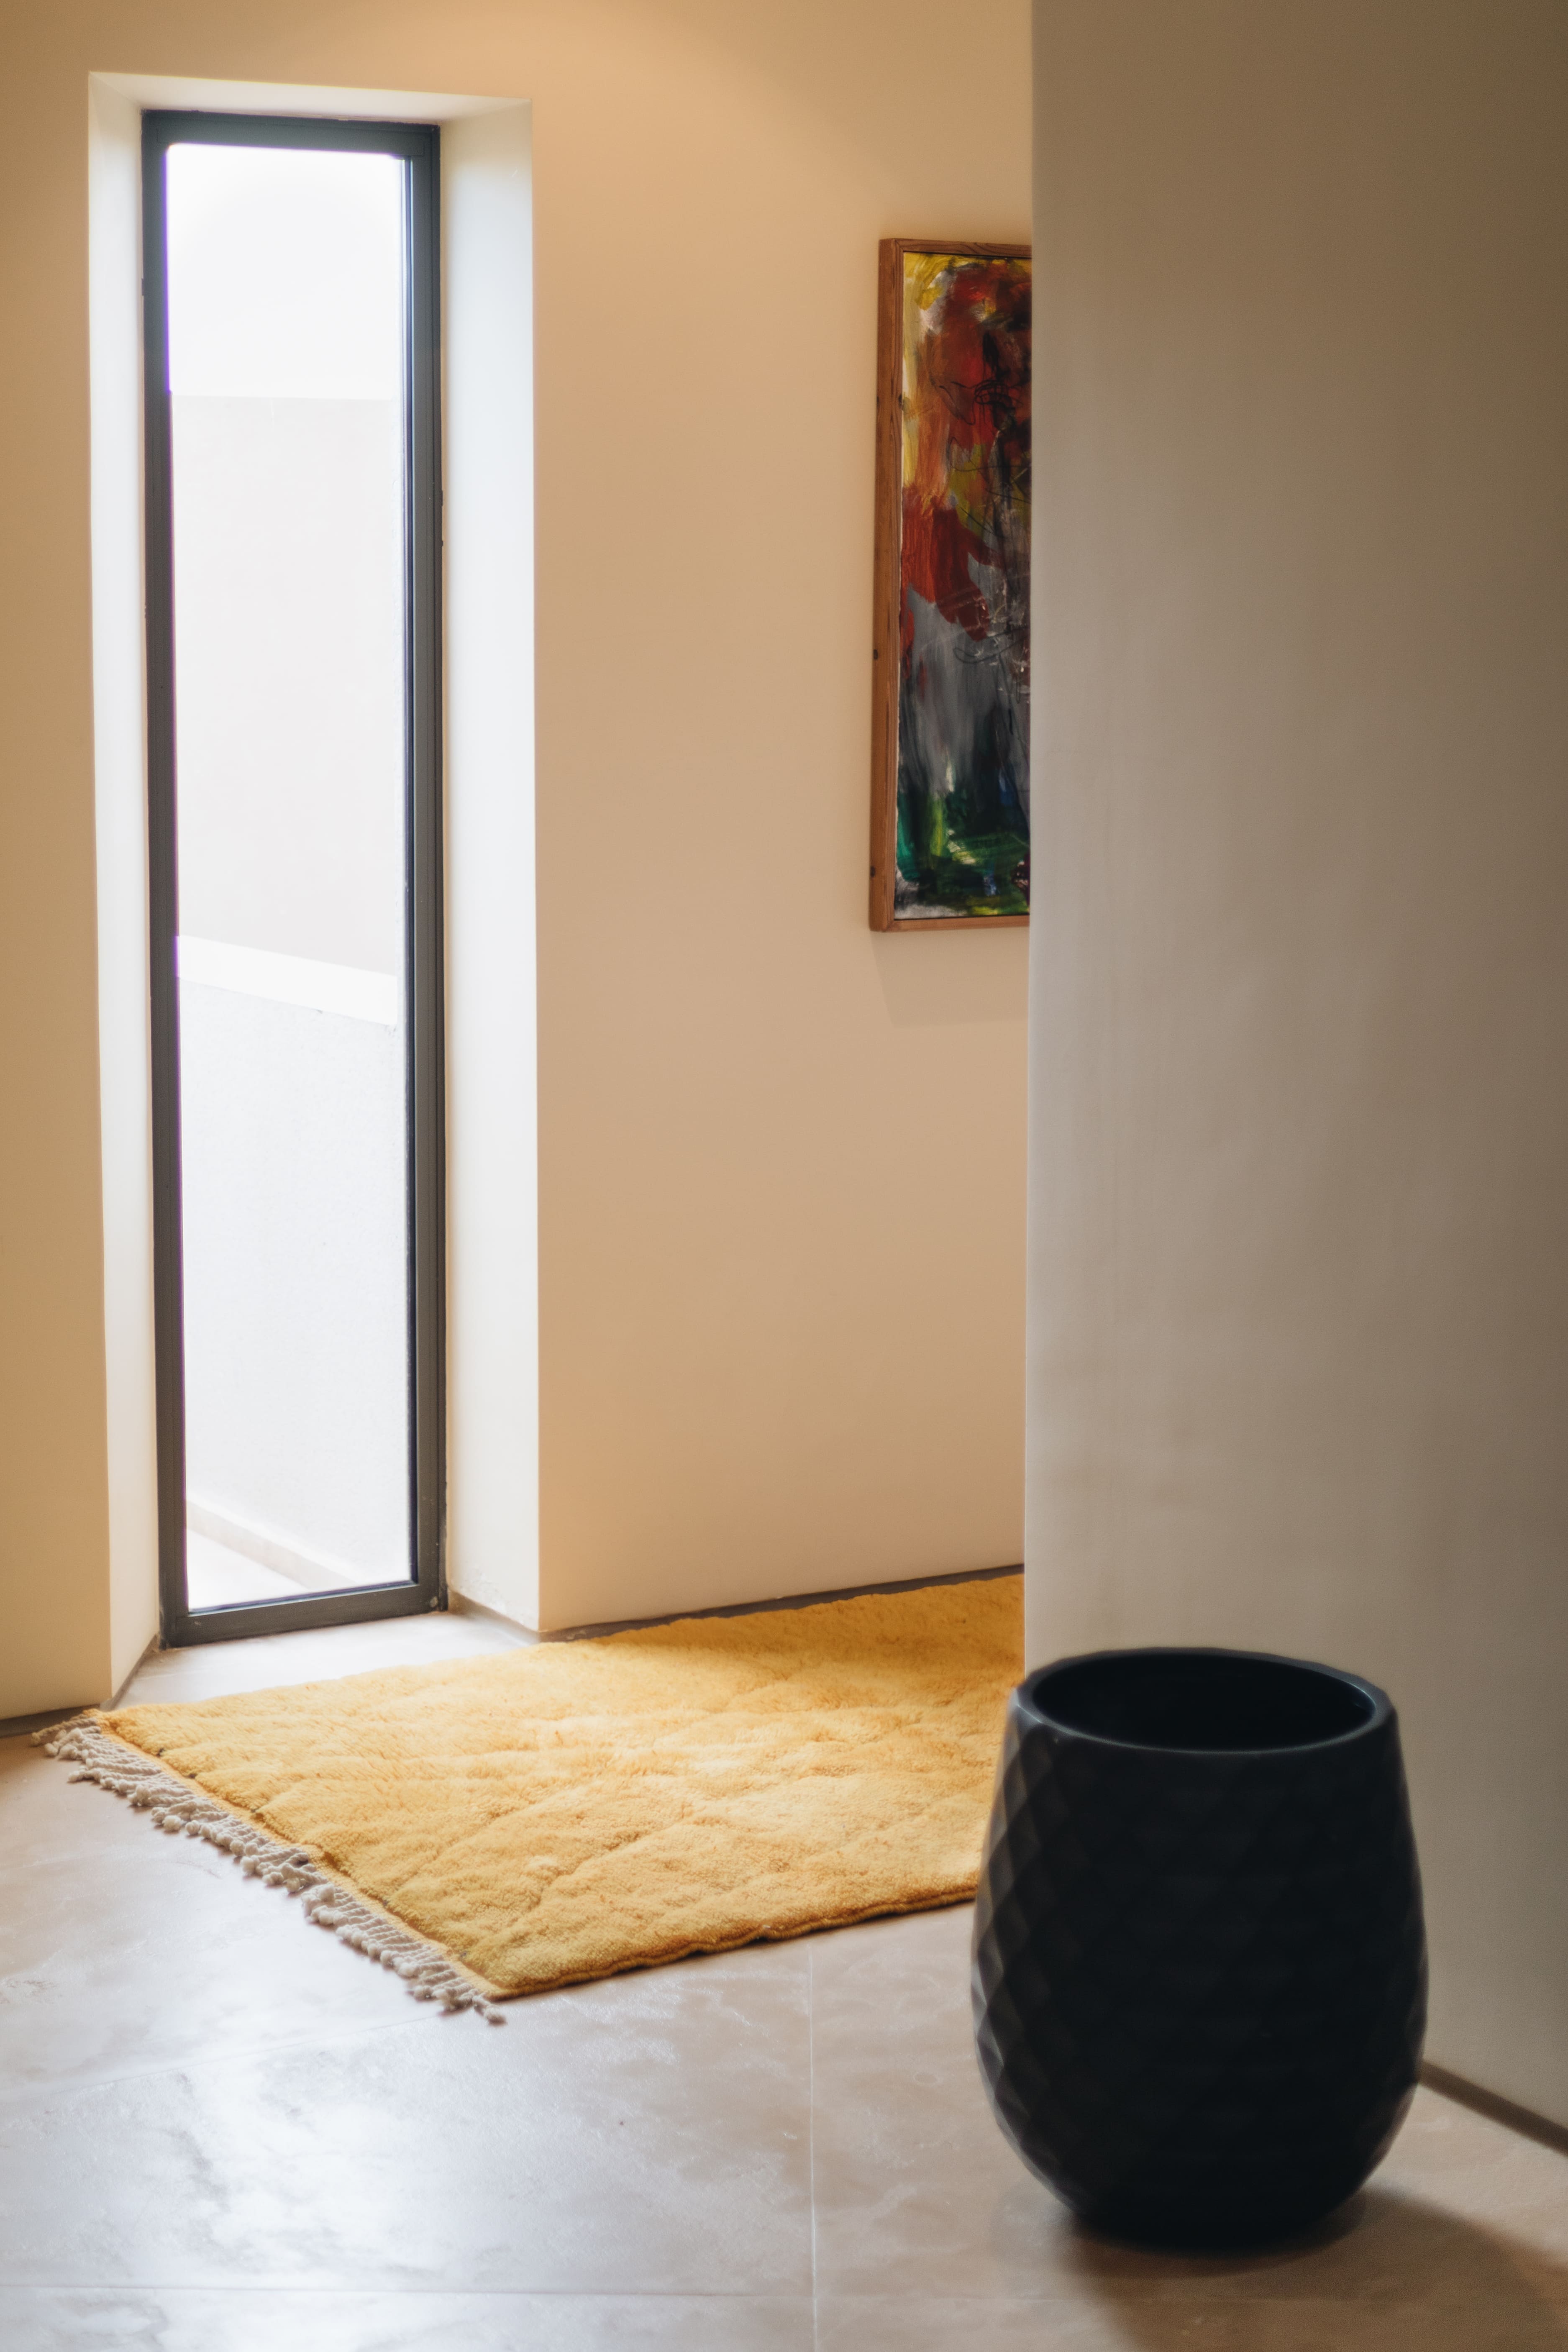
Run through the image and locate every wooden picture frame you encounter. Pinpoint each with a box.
[870,238,1032,931]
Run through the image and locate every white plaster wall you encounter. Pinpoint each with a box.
[88,78,159,1696]
[442,103,540,1630]
[1027,0,1568,2124]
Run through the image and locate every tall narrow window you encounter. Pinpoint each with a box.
[144,114,443,1642]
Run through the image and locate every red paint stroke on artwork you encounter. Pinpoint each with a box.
[900,257,1031,659]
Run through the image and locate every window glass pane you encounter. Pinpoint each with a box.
[166,143,413,1606]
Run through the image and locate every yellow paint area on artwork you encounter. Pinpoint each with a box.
[902,252,973,489]
[900,250,1024,496]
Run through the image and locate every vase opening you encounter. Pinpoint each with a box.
[1027,1649,1379,1754]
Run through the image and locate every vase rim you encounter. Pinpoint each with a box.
[1017,1645,1393,1757]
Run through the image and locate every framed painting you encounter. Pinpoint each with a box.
[869,238,1031,929]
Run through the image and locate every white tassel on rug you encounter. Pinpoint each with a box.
[36,1714,505,2023]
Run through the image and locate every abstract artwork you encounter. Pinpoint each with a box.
[870,240,1031,928]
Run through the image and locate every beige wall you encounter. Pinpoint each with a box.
[1028,0,1568,2123]
[0,0,1030,1711]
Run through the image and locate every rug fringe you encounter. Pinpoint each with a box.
[35,1715,505,2024]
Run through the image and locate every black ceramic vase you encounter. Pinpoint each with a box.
[972,1647,1427,2249]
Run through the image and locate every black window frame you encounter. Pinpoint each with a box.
[142,109,446,1645]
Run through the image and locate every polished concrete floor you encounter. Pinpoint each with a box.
[2,1612,1565,2350]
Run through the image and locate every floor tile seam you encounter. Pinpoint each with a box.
[811,2294,1568,2316]
[799,2283,1525,2296]
[807,1938,819,2352]
[798,2280,1568,2309]
[1089,2290,1568,2312]
[0,2286,820,2301]
[0,2006,464,2116]
[0,1954,820,2116]
[21,2279,1464,2307]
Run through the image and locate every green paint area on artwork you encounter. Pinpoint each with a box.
[895,800,1030,920]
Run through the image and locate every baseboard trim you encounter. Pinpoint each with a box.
[1422,2062,1568,2156]
[0,1633,164,1737]
[108,1633,164,1710]
[6,1563,1025,1737]
[541,1560,1024,1645]
[446,1591,541,1642]
[451,1560,1022,1648]
[0,1704,89,1741]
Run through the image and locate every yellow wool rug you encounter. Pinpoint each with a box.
[41,1576,1022,2019]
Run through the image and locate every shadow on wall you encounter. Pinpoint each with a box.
[871,928,1029,1029]
[1061,2185,1568,2347]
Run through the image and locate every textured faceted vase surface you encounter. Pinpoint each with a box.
[972,1648,1427,2248]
